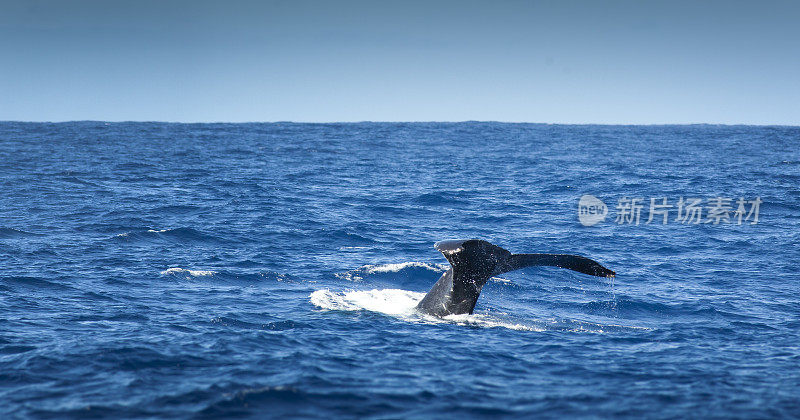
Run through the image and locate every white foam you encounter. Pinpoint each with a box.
[160,267,216,277]
[310,289,424,315]
[363,262,447,274]
[310,288,547,331]
[441,313,546,331]
[335,262,448,282]
[148,229,168,233]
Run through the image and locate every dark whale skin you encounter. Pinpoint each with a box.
[416,239,615,317]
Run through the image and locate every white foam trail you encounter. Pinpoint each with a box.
[441,313,545,331]
[309,288,545,331]
[310,289,424,315]
[160,267,216,277]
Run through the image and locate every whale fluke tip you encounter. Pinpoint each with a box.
[433,239,469,254]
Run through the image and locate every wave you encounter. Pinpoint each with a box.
[334,261,447,282]
[158,267,303,284]
[160,267,216,277]
[364,262,448,273]
[319,229,376,245]
[334,261,513,288]
[0,276,76,292]
[112,227,223,243]
[59,176,102,188]
[413,192,465,206]
[0,227,42,238]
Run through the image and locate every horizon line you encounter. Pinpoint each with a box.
[2,120,799,128]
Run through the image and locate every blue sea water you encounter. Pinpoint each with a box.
[0,121,798,418]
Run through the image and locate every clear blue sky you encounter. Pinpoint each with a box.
[1,0,798,124]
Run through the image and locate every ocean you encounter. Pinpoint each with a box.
[1,121,798,418]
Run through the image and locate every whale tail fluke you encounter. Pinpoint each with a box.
[416,239,616,316]
[495,253,616,278]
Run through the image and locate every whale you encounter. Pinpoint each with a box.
[416,239,615,317]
